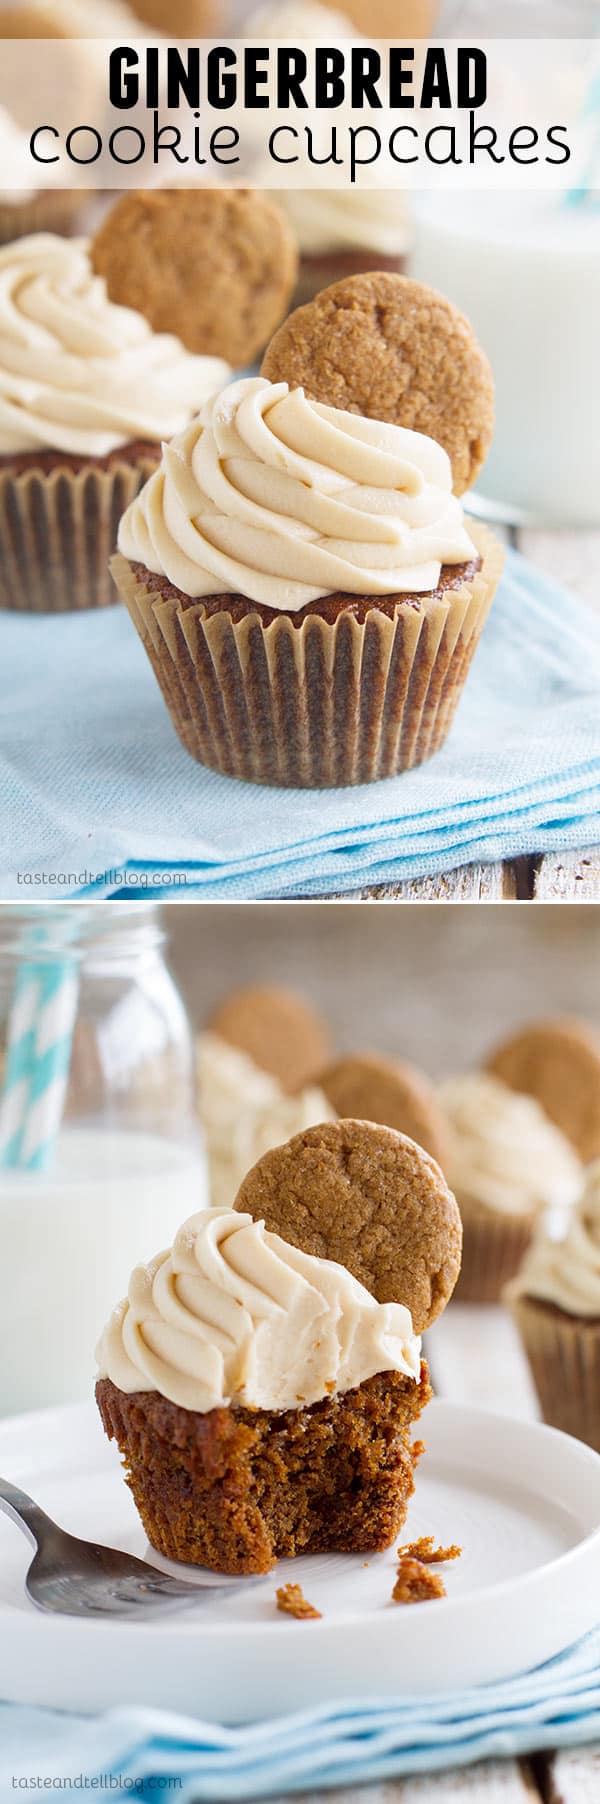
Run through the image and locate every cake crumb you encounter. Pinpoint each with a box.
[397,1535,462,1565]
[276,1582,322,1620]
[392,1558,446,1604]
[412,1439,426,1462]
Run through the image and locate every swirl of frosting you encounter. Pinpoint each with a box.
[118,376,476,607]
[438,1073,581,1218]
[508,1160,600,1317]
[0,235,231,457]
[279,188,411,257]
[198,1032,335,1210]
[96,1206,421,1412]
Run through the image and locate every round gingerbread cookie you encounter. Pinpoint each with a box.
[318,1053,450,1170]
[234,1119,462,1332]
[261,271,494,495]
[206,984,332,1096]
[91,189,298,367]
[127,0,218,26]
[486,1019,600,1165]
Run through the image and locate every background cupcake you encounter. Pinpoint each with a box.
[508,1160,600,1451]
[439,1072,582,1302]
[112,277,502,788]
[198,1030,335,1207]
[0,233,230,612]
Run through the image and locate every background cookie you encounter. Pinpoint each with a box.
[206,984,332,1096]
[127,0,219,25]
[234,1119,462,1332]
[261,271,494,495]
[91,189,298,367]
[486,1019,600,1165]
[318,1052,449,1169]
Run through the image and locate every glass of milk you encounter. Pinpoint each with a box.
[409,192,600,527]
[0,905,207,1418]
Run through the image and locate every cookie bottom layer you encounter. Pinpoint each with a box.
[96,1364,431,1576]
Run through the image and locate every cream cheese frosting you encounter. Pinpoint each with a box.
[508,1159,600,1317]
[279,188,411,258]
[118,375,477,607]
[438,1073,581,1219]
[198,1031,335,1210]
[0,235,231,458]
[96,1205,422,1412]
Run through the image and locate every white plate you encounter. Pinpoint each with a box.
[0,1398,599,1724]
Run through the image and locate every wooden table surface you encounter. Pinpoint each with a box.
[275,1300,599,1804]
[316,526,600,904]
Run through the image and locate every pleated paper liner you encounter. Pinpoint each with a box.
[454,1198,539,1304]
[510,1295,600,1453]
[0,189,83,246]
[112,522,503,789]
[0,451,159,612]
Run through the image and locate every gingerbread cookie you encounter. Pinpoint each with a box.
[234,1118,462,1332]
[319,1053,449,1169]
[261,271,494,495]
[206,984,332,1096]
[91,189,298,367]
[487,1019,600,1165]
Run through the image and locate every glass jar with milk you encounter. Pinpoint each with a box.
[0,905,207,1418]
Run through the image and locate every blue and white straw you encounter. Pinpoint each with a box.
[0,955,79,1173]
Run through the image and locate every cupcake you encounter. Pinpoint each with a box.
[96,1120,462,1574]
[438,1073,582,1303]
[111,367,502,786]
[508,1160,600,1451]
[198,1030,335,1208]
[0,234,230,612]
[487,1018,600,1167]
[279,189,412,310]
[206,982,332,1093]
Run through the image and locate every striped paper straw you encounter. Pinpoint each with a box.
[0,955,79,1173]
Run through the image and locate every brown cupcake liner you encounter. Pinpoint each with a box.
[0,452,159,612]
[112,521,503,788]
[0,189,84,245]
[96,1364,430,1575]
[510,1296,600,1452]
[454,1201,538,1303]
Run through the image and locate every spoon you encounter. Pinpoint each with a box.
[0,1476,254,1617]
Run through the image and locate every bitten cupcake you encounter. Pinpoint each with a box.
[507,1160,600,1451]
[0,234,230,612]
[112,354,502,786]
[438,1073,581,1303]
[96,1120,461,1574]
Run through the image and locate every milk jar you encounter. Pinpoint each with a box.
[0,906,207,1416]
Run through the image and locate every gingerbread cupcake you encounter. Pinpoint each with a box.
[96,1121,461,1574]
[112,273,502,786]
[198,1031,335,1208]
[487,1019,600,1167]
[507,1159,600,1452]
[438,1073,581,1303]
[0,233,230,612]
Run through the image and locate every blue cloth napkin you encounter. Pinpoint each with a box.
[1,549,599,900]
[1,1628,599,1800]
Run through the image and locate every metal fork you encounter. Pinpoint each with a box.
[0,1476,253,1617]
